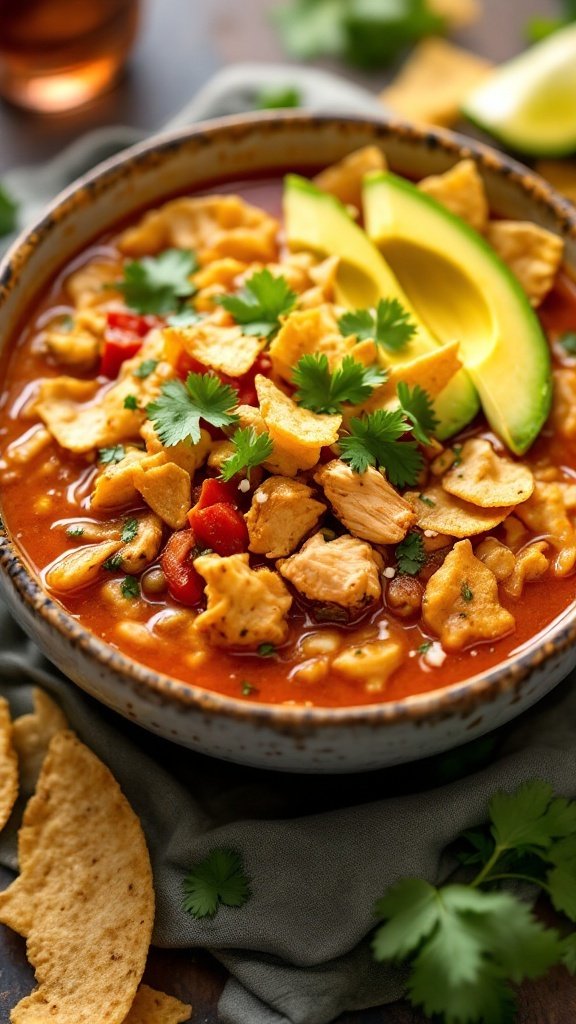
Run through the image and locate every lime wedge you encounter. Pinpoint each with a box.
[463,23,576,157]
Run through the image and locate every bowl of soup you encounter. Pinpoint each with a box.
[0,113,575,773]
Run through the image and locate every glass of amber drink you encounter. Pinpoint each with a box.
[0,0,140,112]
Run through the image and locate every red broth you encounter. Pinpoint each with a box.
[1,177,575,708]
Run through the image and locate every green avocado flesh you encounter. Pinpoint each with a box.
[283,174,479,438]
[362,171,552,455]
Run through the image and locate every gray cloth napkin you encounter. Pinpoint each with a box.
[1,63,575,1024]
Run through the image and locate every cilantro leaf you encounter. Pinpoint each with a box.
[218,269,296,338]
[98,444,126,465]
[562,933,576,974]
[395,532,425,575]
[489,781,576,851]
[339,409,423,486]
[397,381,439,445]
[0,184,18,237]
[339,298,417,353]
[292,353,387,413]
[121,575,140,599]
[117,248,198,314]
[133,359,158,379]
[121,518,139,543]
[255,85,301,109]
[103,552,123,572]
[182,848,250,919]
[167,308,203,327]
[147,373,239,447]
[66,525,84,538]
[559,331,576,355]
[123,394,138,410]
[220,427,274,482]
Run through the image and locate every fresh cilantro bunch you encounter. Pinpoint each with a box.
[339,298,417,353]
[274,0,445,69]
[373,780,576,1024]
[218,269,297,338]
[292,353,387,413]
[220,427,274,481]
[117,248,198,314]
[183,848,251,919]
[340,409,423,486]
[147,372,239,446]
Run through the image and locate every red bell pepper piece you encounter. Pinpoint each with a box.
[192,477,238,513]
[190,503,249,557]
[160,530,204,607]
[100,311,157,378]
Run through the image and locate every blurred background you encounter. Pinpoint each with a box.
[0,0,562,174]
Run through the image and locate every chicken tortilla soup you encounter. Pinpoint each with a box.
[1,147,576,708]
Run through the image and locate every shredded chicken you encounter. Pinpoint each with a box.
[119,513,164,574]
[502,541,550,599]
[474,537,515,581]
[315,460,416,544]
[45,540,123,593]
[194,552,292,648]
[245,477,325,558]
[515,481,576,577]
[423,539,515,650]
[278,533,382,612]
[332,639,404,688]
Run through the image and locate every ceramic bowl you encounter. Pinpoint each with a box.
[1,113,575,773]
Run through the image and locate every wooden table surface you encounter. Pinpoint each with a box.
[1,0,572,1021]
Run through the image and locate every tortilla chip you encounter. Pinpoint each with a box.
[428,0,480,28]
[441,438,534,508]
[124,985,192,1024]
[314,146,386,209]
[0,731,154,1024]
[406,484,513,537]
[256,374,341,451]
[381,39,492,128]
[536,160,576,204]
[12,689,68,797]
[419,159,489,234]
[163,322,265,378]
[133,461,192,530]
[0,697,18,833]
[486,220,563,307]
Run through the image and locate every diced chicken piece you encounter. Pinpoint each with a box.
[44,320,101,371]
[119,513,164,574]
[278,533,382,612]
[246,477,325,558]
[406,485,513,537]
[269,306,351,384]
[118,194,279,264]
[45,540,123,594]
[140,420,211,477]
[332,638,404,688]
[5,425,51,466]
[132,461,191,530]
[441,438,534,508]
[91,450,156,509]
[515,481,576,576]
[194,552,292,648]
[314,146,386,210]
[502,541,550,599]
[423,538,515,650]
[380,38,490,128]
[163,322,265,378]
[475,537,515,581]
[418,159,488,234]
[235,405,312,477]
[551,368,576,440]
[315,460,415,544]
[65,260,121,308]
[256,375,341,467]
[486,221,563,307]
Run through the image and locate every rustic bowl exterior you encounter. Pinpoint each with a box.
[1,113,575,773]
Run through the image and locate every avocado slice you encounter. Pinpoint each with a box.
[283,174,479,438]
[362,170,552,455]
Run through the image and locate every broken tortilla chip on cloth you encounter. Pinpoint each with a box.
[123,985,192,1024]
[0,697,18,832]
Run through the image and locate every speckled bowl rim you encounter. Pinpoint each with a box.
[2,110,576,732]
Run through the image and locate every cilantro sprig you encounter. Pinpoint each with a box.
[397,381,439,446]
[218,269,296,338]
[339,409,423,487]
[182,848,251,919]
[0,184,18,237]
[220,427,274,482]
[373,780,576,1024]
[292,353,387,414]
[395,532,425,576]
[147,372,239,447]
[98,444,126,465]
[117,248,198,314]
[339,298,417,353]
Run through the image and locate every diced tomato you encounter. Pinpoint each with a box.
[175,351,208,379]
[191,477,238,514]
[190,503,249,556]
[100,311,158,378]
[160,530,205,607]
